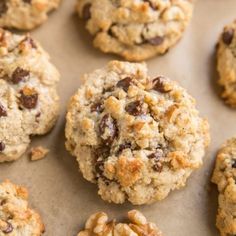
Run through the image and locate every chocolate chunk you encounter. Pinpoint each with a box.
[125,101,146,116]
[19,87,38,109]
[91,102,104,113]
[11,67,30,84]
[2,222,13,234]
[0,141,5,152]
[0,1,8,17]
[147,36,164,46]
[0,103,7,117]
[82,3,92,20]
[222,28,234,45]
[0,199,7,206]
[99,114,118,146]
[116,77,132,92]
[23,0,32,3]
[153,76,171,93]
[232,160,236,168]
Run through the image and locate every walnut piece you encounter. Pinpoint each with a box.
[30,146,49,161]
[77,210,163,236]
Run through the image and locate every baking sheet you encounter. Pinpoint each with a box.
[0,0,236,235]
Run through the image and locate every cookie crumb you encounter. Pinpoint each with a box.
[30,146,49,161]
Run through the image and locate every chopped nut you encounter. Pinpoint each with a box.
[77,210,163,236]
[30,146,49,161]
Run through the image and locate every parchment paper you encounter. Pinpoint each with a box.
[1,1,236,235]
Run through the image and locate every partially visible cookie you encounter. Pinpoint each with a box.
[77,0,193,61]
[65,60,210,205]
[212,137,236,236]
[217,20,236,107]
[77,210,163,236]
[0,0,61,30]
[0,28,60,162]
[0,180,44,235]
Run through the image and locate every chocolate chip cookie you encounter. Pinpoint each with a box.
[0,180,44,235]
[217,20,236,107]
[212,137,236,236]
[0,28,59,162]
[0,0,61,30]
[65,61,210,205]
[77,210,163,236]
[77,0,193,61]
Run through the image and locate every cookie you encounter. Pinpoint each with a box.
[0,28,59,162]
[77,210,163,236]
[65,60,210,205]
[217,20,236,107]
[76,0,193,61]
[0,0,61,30]
[0,180,44,235]
[212,137,236,236]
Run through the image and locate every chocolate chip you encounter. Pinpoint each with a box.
[23,0,31,3]
[95,160,104,176]
[232,160,236,168]
[222,28,234,45]
[82,3,92,20]
[99,114,118,146]
[11,67,30,84]
[91,102,104,113]
[125,101,146,116]
[0,103,7,117]
[152,76,171,93]
[116,142,131,155]
[19,87,38,109]
[2,222,13,234]
[147,36,164,46]
[116,77,132,92]
[0,199,7,206]
[0,1,8,17]
[148,149,163,160]
[148,149,163,172]
[0,141,5,152]
[143,0,157,10]
[103,86,114,94]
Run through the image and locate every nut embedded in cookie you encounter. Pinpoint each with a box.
[0,0,61,30]
[77,210,163,236]
[216,20,236,108]
[76,0,194,61]
[65,60,210,205]
[0,180,44,235]
[0,28,60,162]
[212,137,236,236]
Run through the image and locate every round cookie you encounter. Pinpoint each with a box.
[0,28,59,162]
[0,0,61,30]
[212,137,236,236]
[0,180,44,235]
[77,0,193,61]
[217,20,236,107]
[77,210,163,236]
[65,61,210,205]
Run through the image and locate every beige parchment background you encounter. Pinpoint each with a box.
[0,0,236,235]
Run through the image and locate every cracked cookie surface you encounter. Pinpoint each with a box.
[0,0,61,30]
[65,60,210,205]
[0,180,44,236]
[77,210,162,236]
[0,28,59,162]
[217,20,236,107]
[212,137,236,236]
[77,0,193,61]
